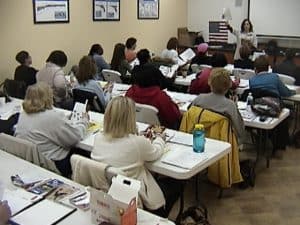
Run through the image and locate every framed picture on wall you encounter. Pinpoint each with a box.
[138,0,159,20]
[93,0,120,21]
[33,0,69,24]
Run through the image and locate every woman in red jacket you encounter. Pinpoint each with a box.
[189,53,239,94]
[126,64,182,129]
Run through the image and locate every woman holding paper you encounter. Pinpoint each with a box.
[15,83,88,177]
[227,19,257,60]
[91,96,181,217]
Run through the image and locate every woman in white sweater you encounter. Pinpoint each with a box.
[91,96,181,217]
[15,83,88,177]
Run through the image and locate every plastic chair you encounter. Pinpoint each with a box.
[277,73,296,85]
[0,133,60,174]
[70,154,125,191]
[135,103,160,125]
[72,89,104,113]
[102,69,122,83]
[232,68,256,80]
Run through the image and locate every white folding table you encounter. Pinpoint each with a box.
[0,150,175,225]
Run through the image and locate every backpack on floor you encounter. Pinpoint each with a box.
[239,159,256,189]
[176,205,211,225]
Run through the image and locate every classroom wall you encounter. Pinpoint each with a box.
[188,0,249,43]
[0,0,187,82]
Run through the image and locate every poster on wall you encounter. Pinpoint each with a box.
[138,0,159,19]
[33,0,69,24]
[93,0,120,21]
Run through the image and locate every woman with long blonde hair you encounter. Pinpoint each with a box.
[91,96,181,217]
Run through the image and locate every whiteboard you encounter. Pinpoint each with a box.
[188,0,249,43]
[249,0,300,37]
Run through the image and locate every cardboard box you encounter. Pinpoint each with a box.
[90,175,141,225]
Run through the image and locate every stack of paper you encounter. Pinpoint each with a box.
[159,65,179,78]
[70,101,87,122]
[162,150,208,170]
[179,48,196,62]
[168,131,193,146]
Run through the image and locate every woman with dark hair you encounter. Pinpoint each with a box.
[111,43,132,83]
[189,53,227,94]
[88,44,110,80]
[132,49,172,89]
[227,19,257,60]
[126,64,181,129]
[125,37,137,63]
[160,37,179,64]
[234,45,254,69]
[14,50,37,88]
[36,50,72,109]
[273,49,299,84]
[74,56,111,107]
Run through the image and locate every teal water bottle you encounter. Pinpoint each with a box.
[193,124,205,153]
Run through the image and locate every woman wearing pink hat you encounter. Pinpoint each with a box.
[190,43,212,66]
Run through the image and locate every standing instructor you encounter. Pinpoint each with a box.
[227,19,257,60]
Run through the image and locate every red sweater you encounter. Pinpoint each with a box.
[189,68,212,95]
[125,85,182,128]
[189,68,239,95]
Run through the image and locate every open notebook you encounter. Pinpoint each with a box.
[2,189,42,216]
[11,199,76,225]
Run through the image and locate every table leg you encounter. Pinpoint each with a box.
[176,182,186,222]
[265,130,271,168]
[292,102,299,135]
[255,129,263,165]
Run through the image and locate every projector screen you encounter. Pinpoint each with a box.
[249,0,300,38]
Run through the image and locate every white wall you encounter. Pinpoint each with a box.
[250,0,300,37]
[188,0,249,43]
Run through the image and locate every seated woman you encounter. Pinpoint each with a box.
[15,83,88,177]
[132,49,171,90]
[190,43,211,66]
[250,55,293,151]
[250,55,294,97]
[234,45,254,70]
[111,43,132,83]
[160,37,179,64]
[88,44,111,80]
[273,49,299,84]
[36,50,72,109]
[189,53,239,94]
[125,64,182,129]
[125,37,137,63]
[0,201,11,224]
[191,68,245,140]
[14,50,37,88]
[74,56,111,108]
[91,96,181,217]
